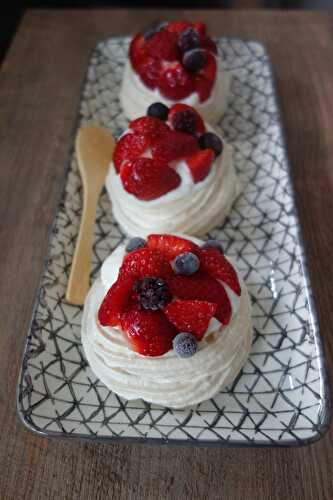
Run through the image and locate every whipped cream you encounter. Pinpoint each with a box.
[120,59,230,124]
[81,236,253,409]
[106,127,239,238]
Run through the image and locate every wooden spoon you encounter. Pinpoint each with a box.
[66,124,115,305]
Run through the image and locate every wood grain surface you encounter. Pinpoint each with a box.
[0,9,332,500]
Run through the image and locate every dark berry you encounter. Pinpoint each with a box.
[198,132,223,157]
[178,27,200,53]
[125,237,147,253]
[201,240,223,253]
[172,252,200,276]
[171,110,197,135]
[134,277,171,311]
[173,332,197,358]
[143,21,168,40]
[183,49,207,74]
[147,102,169,121]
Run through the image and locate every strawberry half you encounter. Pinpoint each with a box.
[159,63,195,100]
[186,149,215,183]
[120,157,181,201]
[113,132,149,173]
[168,103,205,135]
[165,299,217,340]
[166,21,191,36]
[129,34,146,72]
[144,29,179,61]
[121,307,177,356]
[98,276,134,327]
[147,234,200,261]
[137,56,161,89]
[199,248,241,296]
[130,116,170,142]
[119,247,172,280]
[151,130,198,162]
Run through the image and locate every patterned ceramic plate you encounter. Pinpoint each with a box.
[17,38,330,447]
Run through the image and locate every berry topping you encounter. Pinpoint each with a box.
[172,252,200,276]
[147,234,200,261]
[172,332,197,358]
[130,116,169,141]
[198,132,223,157]
[169,103,205,135]
[137,56,161,89]
[120,157,181,201]
[113,132,149,173]
[159,63,195,100]
[151,130,198,162]
[147,102,169,121]
[183,48,208,74]
[199,247,241,296]
[166,21,191,36]
[120,247,172,280]
[165,299,217,339]
[186,149,215,183]
[129,34,146,72]
[192,22,206,41]
[145,29,179,61]
[98,276,134,327]
[121,308,177,356]
[178,27,201,53]
[126,237,147,253]
[143,21,168,40]
[134,277,171,311]
[201,239,223,253]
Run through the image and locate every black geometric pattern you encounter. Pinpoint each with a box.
[17,38,330,446]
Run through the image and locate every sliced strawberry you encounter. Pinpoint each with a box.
[151,130,198,162]
[120,157,181,201]
[129,34,146,72]
[145,29,179,61]
[159,63,195,100]
[168,103,205,135]
[137,56,161,89]
[186,149,214,183]
[200,52,217,81]
[166,21,191,36]
[199,248,241,296]
[166,272,232,325]
[192,22,206,42]
[98,276,134,327]
[130,116,170,142]
[120,247,172,280]
[164,299,217,340]
[195,75,214,103]
[202,38,218,54]
[113,132,149,173]
[121,308,177,356]
[147,234,200,261]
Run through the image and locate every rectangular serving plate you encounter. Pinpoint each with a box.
[17,37,330,447]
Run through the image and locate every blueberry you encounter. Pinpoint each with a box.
[201,240,224,253]
[198,132,223,157]
[125,237,146,253]
[172,252,200,276]
[173,333,198,358]
[171,110,196,135]
[182,48,207,74]
[147,102,169,121]
[134,277,171,311]
[178,27,201,53]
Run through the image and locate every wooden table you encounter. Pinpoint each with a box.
[0,9,332,499]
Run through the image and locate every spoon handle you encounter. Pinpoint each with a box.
[65,189,99,305]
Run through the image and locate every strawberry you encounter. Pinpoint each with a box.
[119,247,172,280]
[147,234,200,261]
[159,63,195,100]
[199,247,241,296]
[200,52,217,81]
[186,149,214,183]
[145,29,179,61]
[151,130,198,162]
[121,308,177,356]
[137,56,161,89]
[166,21,191,36]
[166,272,232,325]
[113,132,149,173]
[129,116,170,142]
[202,38,218,54]
[164,299,217,340]
[192,21,206,41]
[168,103,205,135]
[195,75,214,103]
[98,276,134,327]
[129,34,146,72]
[120,157,181,201]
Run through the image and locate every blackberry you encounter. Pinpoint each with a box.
[183,49,207,74]
[147,102,169,121]
[178,27,201,53]
[173,333,197,358]
[134,277,171,311]
[198,132,223,157]
[171,110,197,135]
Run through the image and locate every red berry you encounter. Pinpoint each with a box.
[130,116,170,142]
[202,38,218,54]
[120,157,181,201]
[159,63,195,100]
[145,29,179,61]
[166,272,232,325]
[120,247,172,280]
[121,308,177,356]
[200,52,217,81]
[98,276,134,327]
[192,22,207,41]
[137,56,161,89]
[195,75,214,103]
[147,234,200,261]
[164,299,217,340]
[199,247,241,296]
[151,130,199,162]
[166,21,191,36]
[113,132,149,173]
[129,34,146,72]
[169,103,205,135]
[186,149,214,183]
